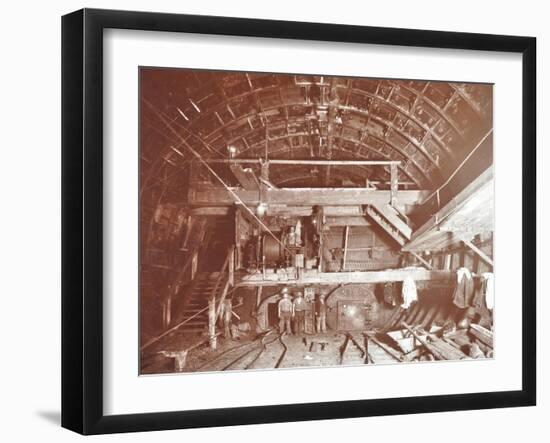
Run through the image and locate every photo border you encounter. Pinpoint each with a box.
[61,8,536,434]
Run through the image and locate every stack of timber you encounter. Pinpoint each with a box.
[361,321,494,363]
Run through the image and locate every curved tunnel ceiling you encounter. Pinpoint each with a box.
[140,68,493,194]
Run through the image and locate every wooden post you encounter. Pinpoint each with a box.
[444,254,452,271]
[208,297,217,351]
[166,293,172,327]
[342,226,350,271]
[191,250,198,281]
[256,286,262,307]
[260,160,270,181]
[390,163,398,206]
[229,246,235,286]
[460,238,494,268]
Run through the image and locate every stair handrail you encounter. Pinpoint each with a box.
[140,304,210,352]
[213,246,234,321]
[141,246,235,352]
[171,245,200,295]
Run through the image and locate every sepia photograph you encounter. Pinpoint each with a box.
[139,67,494,375]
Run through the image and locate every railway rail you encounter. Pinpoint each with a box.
[196,330,288,372]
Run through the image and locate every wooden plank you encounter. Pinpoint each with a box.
[189,188,430,207]
[187,158,401,166]
[325,216,371,226]
[237,268,453,286]
[409,251,434,270]
[266,205,364,216]
[190,207,230,216]
[390,162,399,206]
[401,322,446,360]
[469,323,494,348]
[460,238,494,268]
[376,204,412,239]
[364,333,404,361]
[404,167,493,252]
[365,205,406,246]
[342,226,350,271]
[229,164,260,190]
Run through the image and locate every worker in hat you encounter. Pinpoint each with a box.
[315,290,328,333]
[277,288,293,335]
[293,291,306,335]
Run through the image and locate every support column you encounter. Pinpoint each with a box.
[390,163,399,206]
[191,250,198,281]
[229,246,235,286]
[342,226,350,271]
[208,297,217,351]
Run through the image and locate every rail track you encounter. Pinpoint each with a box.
[339,332,370,365]
[196,330,288,372]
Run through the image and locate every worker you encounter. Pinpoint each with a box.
[287,226,296,246]
[277,288,293,335]
[293,291,306,335]
[315,291,328,333]
[221,298,233,339]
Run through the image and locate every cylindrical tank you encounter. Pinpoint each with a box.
[262,234,284,265]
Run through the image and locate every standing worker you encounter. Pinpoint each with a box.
[315,291,328,333]
[277,288,293,335]
[220,297,233,339]
[293,291,306,335]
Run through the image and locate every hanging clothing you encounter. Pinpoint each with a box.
[472,276,486,309]
[483,272,495,310]
[401,277,417,309]
[452,267,475,309]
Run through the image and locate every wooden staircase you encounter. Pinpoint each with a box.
[176,272,229,334]
[365,204,412,246]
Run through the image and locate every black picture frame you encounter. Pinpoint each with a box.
[61,8,536,435]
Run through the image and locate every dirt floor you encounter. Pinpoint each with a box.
[141,321,493,375]
[141,330,371,374]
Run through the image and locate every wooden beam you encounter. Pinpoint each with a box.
[208,297,217,351]
[186,159,401,166]
[409,251,434,270]
[364,333,403,361]
[460,238,494,268]
[469,323,494,348]
[267,205,364,216]
[390,163,399,206]
[404,167,493,252]
[229,164,260,190]
[375,204,412,239]
[325,216,371,226]
[237,268,453,286]
[189,187,430,207]
[342,226,350,271]
[190,207,230,216]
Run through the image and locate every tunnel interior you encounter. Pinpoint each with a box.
[139,68,494,374]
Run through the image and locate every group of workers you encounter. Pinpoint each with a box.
[218,287,329,341]
[277,287,328,335]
